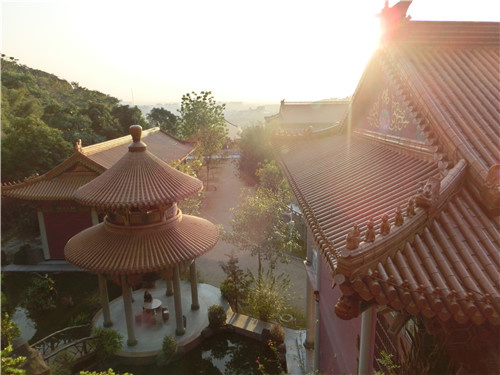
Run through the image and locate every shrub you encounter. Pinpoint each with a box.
[92,328,123,360]
[162,335,178,360]
[247,270,291,322]
[1,313,20,350]
[208,304,226,328]
[24,274,57,317]
[50,350,74,375]
[269,324,285,345]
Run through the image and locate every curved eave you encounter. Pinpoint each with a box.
[2,151,105,201]
[64,214,218,275]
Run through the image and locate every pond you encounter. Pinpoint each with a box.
[98,332,283,375]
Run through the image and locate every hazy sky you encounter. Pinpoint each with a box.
[2,0,499,104]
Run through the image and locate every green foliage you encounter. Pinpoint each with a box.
[111,104,148,134]
[1,116,73,182]
[269,324,285,345]
[256,160,290,200]
[147,107,178,135]
[92,328,123,360]
[208,304,227,329]
[161,335,178,362]
[225,186,299,274]
[374,320,456,375]
[1,314,21,350]
[1,345,26,375]
[80,370,132,375]
[247,270,291,322]
[178,91,227,189]
[219,252,250,313]
[50,350,75,375]
[23,274,57,318]
[238,124,274,182]
[170,159,204,215]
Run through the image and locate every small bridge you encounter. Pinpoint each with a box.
[31,324,97,365]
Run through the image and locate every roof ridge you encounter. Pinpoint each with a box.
[82,127,160,155]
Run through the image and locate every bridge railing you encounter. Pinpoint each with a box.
[31,324,91,358]
[43,336,98,365]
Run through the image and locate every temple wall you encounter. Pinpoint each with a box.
[44,211,92,259]
[318,258,362,374]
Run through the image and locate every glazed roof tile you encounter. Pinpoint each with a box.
[75,126,202,209]
[268,100,349,129]
[64,213,218,274]
[1,127,194,201]
[273,131,439,263]
[2,152,105,200]
[350,188,500,326]
[82,127,194,169]
[381,21,499,190]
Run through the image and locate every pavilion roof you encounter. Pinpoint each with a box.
[64,213,218,274]
[272,18,500,325]
[266,100,349,129]
[1,127,194,201]
[75,126,202,209]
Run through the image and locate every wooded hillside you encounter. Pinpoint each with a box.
[1,56,148,182]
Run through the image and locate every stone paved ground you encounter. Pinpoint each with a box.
[196,160,307,317]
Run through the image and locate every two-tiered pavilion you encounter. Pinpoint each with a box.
[64,125,218,345]
[2,127,193,260]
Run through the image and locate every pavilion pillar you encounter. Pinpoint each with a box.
[90,208,99,226]
[305,281,315,349]
[120,275,137,346]
[190,261,200,310]
[304,229,315,350]
[173,265,185,336]
[166,278,174,296]
[358,304,376,375]
[37,209,50,260]
[98,274,112,327]
[313,243,321,371]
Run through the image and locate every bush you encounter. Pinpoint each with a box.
[269,324,285,345]
[92,328,123,360]
[162,335,178,360]
[208,304,226,329]
[1,313,20,350]
[24,274,57,317]
[50,350,74,375]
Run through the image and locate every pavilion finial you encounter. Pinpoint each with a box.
[128,125,147,152]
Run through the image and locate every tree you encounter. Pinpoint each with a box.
[237,124,274,182]
[255,160,289,199]
[1,345,25,375]
[111,104,148,135]
[1,116,73,182]
[147,107,178,135]
[1,314,20,350]
[178,91,227,190]
[219,252,250,313]
[224,187,298,274]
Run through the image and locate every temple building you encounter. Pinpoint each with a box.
[64,125,218,344]
[272,1,499,374]
[2,127,194,260]
[265,99,349,131]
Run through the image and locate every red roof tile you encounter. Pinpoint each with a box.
[266,100,349,129]
[75,126,202,209]
[83,127,194,169]
[273,130,439,265]
[1,127,194,201]
[64,212,218,274]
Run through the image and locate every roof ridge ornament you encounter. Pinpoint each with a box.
[128,125,147,152]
